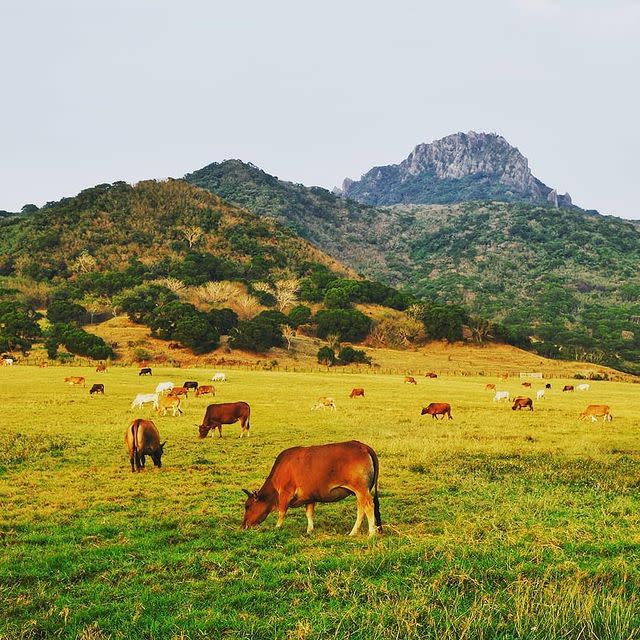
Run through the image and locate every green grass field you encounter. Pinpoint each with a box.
[2,366,640,639]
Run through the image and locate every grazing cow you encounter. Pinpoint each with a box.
[183,381,199,391]
[139,367,152,376]
[404,376,417,385]
[241,440,382,536]
[425,372,438,379]
[500,373,509,380]
[124,419,165,472]
[3,358,14,366]
[512,396,533,411]
[198,402,251,438]
[579,404,612,422]
[155,381,174,395]
[563,385,574,392]
[485,383,496,391]
[545,383,552,389]
[157,396,183,417]
[39,362,47,368]
[421,402,452,420]
[522,382,532,388]
[64,376,85,388]
[493,390,510,402]
[311,397,337,411]
[96,363,107,373]
[168,342,181,350]
[195,385,215,397]
[169,386,189,399]
[349,388,365,398]
[89,383,104,395]
[577,383,590,392]
[211,372,226,382]
[130,393,159,410]
[536,390,545,400]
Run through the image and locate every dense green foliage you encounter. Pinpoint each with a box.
[229,315,284,352]
[0,301,41,355]
[315,309,372,343]
[46,323,114,360]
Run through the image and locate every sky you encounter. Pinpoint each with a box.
[1,0,639,218]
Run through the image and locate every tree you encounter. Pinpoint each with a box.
[208,308,239,335]
[315,309,372,343]
[288,305,312,327]
[317,346,336,365]
[229,316,284,352]
[282,325,296,350]
[47,299,86,325]
[114,285,178,323]
[70,251,98,274]
[337,346,371,365]
[0,301,41,355]
[179,225,204,249]
[174,315,219,354]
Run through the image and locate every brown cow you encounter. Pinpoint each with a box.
[512,396,533,411]
[421,403,452,420]
[485,383,496,391]
[157,396,183,417]
[522,382,532,388]
[96,363,107,373]
[425,372,438,378]
[124,419,165,472]
[500,373,509,380]
[563,385,574,392]
[404,376,417,385]
[198,402,251,438]
[195,385,215,398]
[350,388,365,398]
[64,376,85,387]
[169,386,189,399]
[241,440,382,536]
[579,404,612,422]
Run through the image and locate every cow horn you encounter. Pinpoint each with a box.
[161,440,167,447]
[242,489,253,497]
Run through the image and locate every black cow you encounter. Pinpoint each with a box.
[183,381,199,391]
[89,383,104,395]
[139,367,152,376]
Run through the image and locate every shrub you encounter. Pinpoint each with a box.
[337,346,371,365]
[0,301,42,355]
[208,308,239,335]
[315,309,372,343]
[317,346,336,365]
[288,305,312,327]
[47,323,114,360]
[47,299,86,325]
[229,316,284,352]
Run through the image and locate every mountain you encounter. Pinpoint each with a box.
[186,160,640,373]
[338,131,574,208]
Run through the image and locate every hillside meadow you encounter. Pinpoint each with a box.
[2,365,640,639]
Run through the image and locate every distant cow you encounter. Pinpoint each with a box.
[485,383,496,391]
[421,403,452,420]
[211,372,226,382]
[545,383,552,389]
[522,382,532,388]
[500,373,509,380]
[195,385,215,397]
[96,363,107,373]
[425,372,438,379]
[577,383,590,392]
[169,386,189,398]
[139,367,152,376]
[130,393,159,410]
[512,396,533,411]
[563,385,574,392]
[404,376,417,385]
[156,396,183,417]
[183,381,199,391]
[64,376,85,387]
[241,440,382,535]
[155,381,174,395]
[579,404,612,422]
[2,358,14,366]
[198,401,251,438]
[536,389,545,400]
[124,419,165,472]
[168,342,181,350]
[312,397,337,411]
[350,388,365,398]
[89,383,104,395]
[493,391,509,402]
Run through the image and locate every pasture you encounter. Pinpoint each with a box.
[1,366,640,639]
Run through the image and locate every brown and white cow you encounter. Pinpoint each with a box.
[124,419,165,472]
[512,396,533,411]
[404,376,417,385]
[421,403,452,420]
[311,397,336,411]
[349,388,365,398]
[64,376,85,387]
[241,440,382,536]
[579,405,612,422]
[563,385,574,392]
[198,402,251,438]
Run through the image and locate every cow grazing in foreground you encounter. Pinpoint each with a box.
[195,385,215,397]
[64,376,85,387]
[156,396,183,417]
[577,383,590,391]
[198,402,251,438]
[211,372,226,382]
[130,393,159,410]
[485,383,496,391]
[96,363,107,373]
[425,372,438,379]
[139,367,152,376]
[183,381,199,391]
[241,440,382,536]
[563,385,574,392]
[512,396,533,411]
[404,376,417,385]
[421,403,452,420]
[522,382,532,388]
[124,419,165,472]
[545,383,552,389]
[536,390,545,400]
[350,388,365,398]
[168,386,189,399]
[493,391,509,402]
[579,405,612,422]
[311,397,336,411]
[89,383,104,395]
[155,381,174,395]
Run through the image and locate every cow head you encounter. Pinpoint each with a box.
[241,489,273,529]
[151,441,166,467]
[420,407,429,415]
[198,424,210,439]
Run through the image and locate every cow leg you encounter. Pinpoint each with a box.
[217,424,222,438]
[363,492,377,536]
[130,454,136,473]
[349,498,365,536]
[305,503,315,533]
[275,492,292,528]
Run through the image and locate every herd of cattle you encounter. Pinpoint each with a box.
[55,365,614,535]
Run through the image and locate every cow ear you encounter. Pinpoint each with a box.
[242,489,253,497]
[161,440,167,448]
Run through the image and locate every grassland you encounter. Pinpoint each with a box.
[1,365,640,639]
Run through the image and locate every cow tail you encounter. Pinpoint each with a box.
[369,447,383,533]
[131,420,140,467]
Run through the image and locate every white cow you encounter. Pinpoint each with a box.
[312,396,336,410]
[155,381,175,395]
[130,393,159,410]
[493,391,510,402]
[577,383,590,391]
[536,390,545,400]
[2,358,13,366]
[211,372,226,382]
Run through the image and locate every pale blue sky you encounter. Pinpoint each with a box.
[1,0,639,217]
